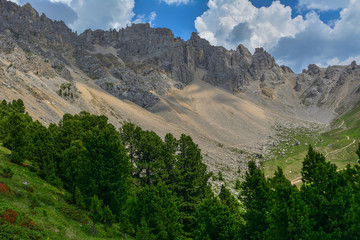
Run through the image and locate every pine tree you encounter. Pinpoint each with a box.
[90,195,103,236]
[219,185,242,223]
[240,160,270,240]
[128,183,183,240]
[301,145,349,237]
[75,186,85,210]
[195,196,240,240]
[61,140,88,199]
[103,205,116,228]
[265,167,315,239]
[174,134,211,237]
[0,112,31,163]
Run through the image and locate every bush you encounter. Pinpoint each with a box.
[0,208,47,239]
[0,182,11,194]
[218,171,224,181]
[1,167,14,178]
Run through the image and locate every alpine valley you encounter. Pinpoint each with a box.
[1,0,360,239]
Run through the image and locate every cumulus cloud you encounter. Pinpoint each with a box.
[15,0,77,25]
[195,0,360,72]
[9,0,135,34]
[272,1,360,72]
[195,0,304,51]
[161,0,190,6]
[69,0,135,33]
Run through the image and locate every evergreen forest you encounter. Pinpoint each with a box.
[1,99,360,239]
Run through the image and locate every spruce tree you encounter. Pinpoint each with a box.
[75,186,85,210]
[103,205,116,228]
[240,160,269,240]
[195,196,240,240]
[301,145,349,237]
[174,134,211,237]
[90,195,103,236]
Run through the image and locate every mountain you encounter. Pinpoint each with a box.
[0,0,359,182]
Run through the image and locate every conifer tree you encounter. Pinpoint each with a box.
[75,186,85,210]
[195,196,240,240]
[265,167,314,239]
[240,160,269,240]
[174,134,211,237]
[90,195,103,236]
[103,205,116,228]
[301,145,349,237]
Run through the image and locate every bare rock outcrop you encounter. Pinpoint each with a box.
[1,0,359,112]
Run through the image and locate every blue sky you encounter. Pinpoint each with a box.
[10,0,360,73]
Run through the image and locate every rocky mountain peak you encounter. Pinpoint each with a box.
[2,0,358,113]
[306,64,321,76]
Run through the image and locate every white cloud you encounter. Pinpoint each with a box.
[149,11,157,22]
[195,0,360,72]
[161,0,190,6]
[69,0,135,32]
[298,0,350,11]
[195,0,305,51]
[133,14,146,24]
[133,11,157,26]
[49,0,72,5]
[9,0,135,33]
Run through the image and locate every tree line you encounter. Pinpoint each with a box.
[1,99,360,239]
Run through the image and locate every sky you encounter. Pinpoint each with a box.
[9,0,360,73]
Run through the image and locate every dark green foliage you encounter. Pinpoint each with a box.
[265,167,314,239]
[1,167,14,178]
[357,142,360,159]
[235,179,241,190]
[3,99,360,239]
[74,186,85,210]
[135,218,155,240]
[0,112,31,164]
[218,171,224,181]
[195,196,240,240]
[219,185,243,223]
[300,145,350,237]
[128,183,184,240]
[90,195,103,235]
[103,205,116,228]
[173,134,212,237]
[240,160,270,240]
[51,112,131,217]
[26,121,60,185]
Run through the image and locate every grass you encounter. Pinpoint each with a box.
[263,105,360,181]
[0,146,127,240]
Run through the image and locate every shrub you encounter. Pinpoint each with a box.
[0,208,47,239]
[1,167,14,178]
[0,182,11,194]
[218,171,224,181]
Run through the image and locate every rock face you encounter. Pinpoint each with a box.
[77,24,288,106]
[294,62,360,113]
[0,0,359,113]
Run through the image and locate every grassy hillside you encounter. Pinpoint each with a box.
[264,105,360,182]
[0,146,125,240]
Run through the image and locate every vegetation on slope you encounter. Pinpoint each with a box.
[1,99,360,239]
[0,146,124,239]
[264,104,360,181]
